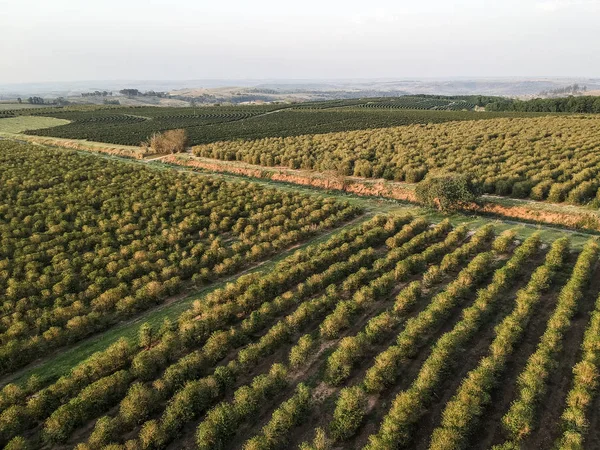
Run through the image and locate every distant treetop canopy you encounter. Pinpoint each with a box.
[485,95,600,113]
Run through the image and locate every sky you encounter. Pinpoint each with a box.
[1,0,599,84]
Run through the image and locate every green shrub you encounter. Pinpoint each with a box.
[88,416,118,449]
[289,335,315,369]
[119,382,156,427]
[5,436,28,450]
[299,428,331,450]
[243,383,312,450]
[329,387,367,441]
[416,174,479,212]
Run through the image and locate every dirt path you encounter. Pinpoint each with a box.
[144,154,170,161]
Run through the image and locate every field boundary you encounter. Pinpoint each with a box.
[2,132,599,236]
[2,131,600,234]
[0,131,147,158]
[164,153,600,233]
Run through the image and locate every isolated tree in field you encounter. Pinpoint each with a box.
[143,129,189,154]
[415,173,479,212]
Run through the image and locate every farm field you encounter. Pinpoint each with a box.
[2,203,600,449]
[5,100,596,207]
[4,0,600,446]
[0,104,51,111]
[0,141,360,376]
[160,152,600,233]
[0,100,546,146]
[193,115,600,205]
[0,116,70,134]
[2,98,600,450]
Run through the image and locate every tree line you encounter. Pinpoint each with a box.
[486,95,600,113]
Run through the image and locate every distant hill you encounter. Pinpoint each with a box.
[3,78,600,104]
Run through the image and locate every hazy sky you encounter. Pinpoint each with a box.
[2,0,599,83]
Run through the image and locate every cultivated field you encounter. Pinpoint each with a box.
[0,101,545,146]
[2,97,600,450]
[0,104,50,112]
[193,115,600,205]
[0,116,70,134]
[2,211,600,449]
[0,141,359,376]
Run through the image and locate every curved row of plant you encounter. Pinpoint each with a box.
[131,220,454,449]
[299,229,514,450]
[364,233,542,449]
[300,227,502,448]
[187,221,467,450]
[191,222,466,450]
[323,225,494,387]
[34,216,442,448]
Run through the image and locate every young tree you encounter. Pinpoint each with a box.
[329,386,367,441]
[138,323,153,349]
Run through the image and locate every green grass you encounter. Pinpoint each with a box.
[436,214,594,251]
[485,194,600,217]
[0,103,51,111]
[0,115,70,133]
